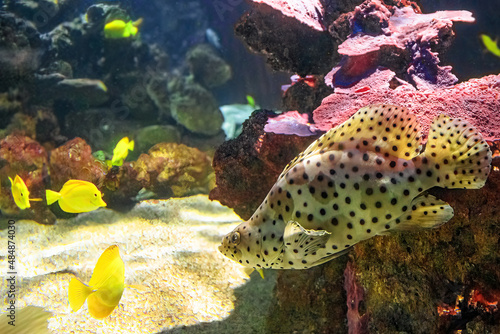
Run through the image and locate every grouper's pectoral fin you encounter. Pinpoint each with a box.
[283,221,331,257]
[380,193,454,234]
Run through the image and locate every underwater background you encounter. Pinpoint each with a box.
[0,0,499,333]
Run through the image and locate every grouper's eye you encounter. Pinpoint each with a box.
[230,232,240,245]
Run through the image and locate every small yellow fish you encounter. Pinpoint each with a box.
[219,105,492,270]
[104,18,143,39]
[110,137,135,166]
[68,245,125,319]
[480,34,500,57]
[8,175,42,210]
[46,180,106,213]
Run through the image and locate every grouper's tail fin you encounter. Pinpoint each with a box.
[423,114,492,189]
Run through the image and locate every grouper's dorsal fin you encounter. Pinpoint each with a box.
[324,104,423,159]
[278,105,423,180]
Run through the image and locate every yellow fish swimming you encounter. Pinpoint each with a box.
[46,179,106,213]
[110,137,135,167]
[219,105,492,270]
[68,245,124,319]
[104,19,142,39]
[8,175,42,210]
[480,34,500,57]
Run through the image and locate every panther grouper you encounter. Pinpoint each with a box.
[219,105,492,270]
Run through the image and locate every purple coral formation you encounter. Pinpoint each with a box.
[335,1,474,89]
[264,110,317,137]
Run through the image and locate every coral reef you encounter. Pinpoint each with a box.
[48,137,107,191]
[0,135,55,223]
[1,0,230,167]
[333,1,474,89]
[134,143,213,198]
[313,73,500,139]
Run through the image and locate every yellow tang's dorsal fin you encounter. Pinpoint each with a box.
[88,245,124,289]
[279,105,423,179]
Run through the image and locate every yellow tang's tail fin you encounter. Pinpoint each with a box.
[132,18,143,27]
[423,115,492,189]
[128,140,135,151]
[46,190,62,205]
[68,278,93,312]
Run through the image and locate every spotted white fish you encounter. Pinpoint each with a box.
[219,105,492,270]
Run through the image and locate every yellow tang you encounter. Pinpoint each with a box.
[46,180,106,213]
[110,136,135,166]
[68,245,125,319]
[8,175,42,210]
[480,34,500,57]
[104,18,143,39]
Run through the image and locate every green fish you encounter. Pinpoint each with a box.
[480,34,500,57]
[219,105,492,270]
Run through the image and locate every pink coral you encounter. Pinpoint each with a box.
[251,0,325,31]
[344,262,369,334]
[340,4,474,56]
[264,110,317,136]
[334,1,475,89]
[313,73,500,140]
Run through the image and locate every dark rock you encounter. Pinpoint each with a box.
[169,78,223,136]
[210,110,318,219]
[0,11,44,92]
[281,75,333,114]
[234,4,339,76]
[186,44,231,88]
